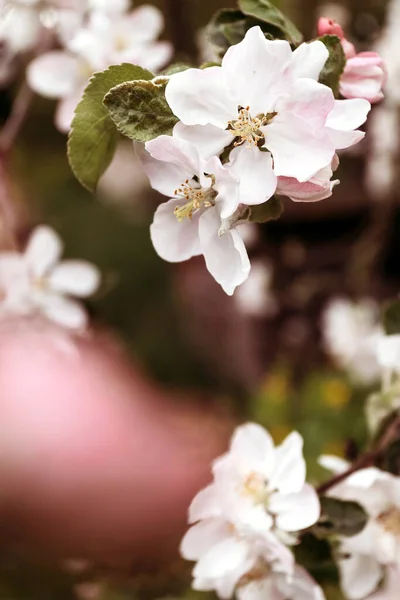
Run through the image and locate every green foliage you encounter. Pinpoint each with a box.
[383,300,400,335]
[68,64,154,192]
[318,35,346,98]
[366,392,400,436]
[207,1,302,58]
[103,79,179,142]
[239,0,303,45]
[249,195,283,223]
[313,497,368,538]
[162,63,192,75]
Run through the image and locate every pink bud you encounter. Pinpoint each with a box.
[318,17,345,39]
[340,52,387,104]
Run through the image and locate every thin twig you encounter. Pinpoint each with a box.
[0,81,34,155]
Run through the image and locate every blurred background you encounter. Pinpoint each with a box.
[0,0,397,599]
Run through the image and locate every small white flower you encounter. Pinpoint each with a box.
[0,225,100,330]
[322,297,384,385]
[320,456,400,599]
[143,134,251,295]
[181,423,322,600]
[377,335,400,374]
[166,26,370,204]
[27,4,173,132]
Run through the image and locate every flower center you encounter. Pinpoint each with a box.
[227,106,277,148]
[238,560,271,586]
[174,178,216,221]
[242,471,271,504]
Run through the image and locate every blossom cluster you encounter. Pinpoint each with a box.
[142,23,381,295]
[0,0,172,131]
[181,422,324,600]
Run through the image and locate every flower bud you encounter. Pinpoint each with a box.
[341,52,387,104]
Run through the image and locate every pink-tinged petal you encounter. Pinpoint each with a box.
[180,519,230,560]
[270,431,306,494]
[326,98,371,132]
[276,567,325,600]
[222,27,292,115]
[199,207,250,296]
[27,51,81,98]
[236,576,280,600]
[166,67,236,128]
[272,484,320,531]
[88,0,130,13]
[25,226,63,278]
[228,146,277,209]
[150,199,202,263]
[338,554,382,600]
[193,536,250,579]
[40,294,88,330]
[143,135,203,196]
[266,112,334,181]
[56,87,85,133]
[189,484,222,523]
[326,128,365,150]
[340,53,386,104]
[276,78,335,129]
[229,422,275,475]
[48,261,101,297]
[291,41,329,80]
[173,122,233,161]
[277,162,339,203]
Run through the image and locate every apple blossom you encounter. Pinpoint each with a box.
[234,260,277,318]
[166,26,370,205]
[276,155,340,203]
[143,134,251,295]
[0,225,100,330]
[322,298,384,384]
[27,5,173,132]
[320,456,400,599]
[317,17,386,104]
[181,423,323,600]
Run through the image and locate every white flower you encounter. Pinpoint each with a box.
[320,456,400,599]
[166,26,370,204]
[143,134,251,295]
[0,1,42,54]
[0,225,100,330]
[369,566,400,599]
[322,297,384,385]
[180,423,322,600]
[27,5,173,132]
[377,335,400,374]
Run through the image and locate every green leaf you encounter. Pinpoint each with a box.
[383,300,400,335]
[161,63,192,76]
[103,79,179,142]
[239,0,303,45]
[68,64,154,192]
[313,497,367,538]
[318,35,346,97]
[249,196,284,223]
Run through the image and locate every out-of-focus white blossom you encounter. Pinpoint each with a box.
[181,423,323,600]
[320,456,400,600]
[322,298,384,384]
[27,4,172,132]
[0,225,100,330]
[235,260,277,318]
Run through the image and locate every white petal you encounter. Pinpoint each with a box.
[377,335,400,371]
[27,51,81,98]
[150,199,202,263]
[273,484,320,531]
[338,553,382,600]
[173,122,233,161]
[326,98,371,131]
[128,41,173,73]
[143,135,203,197]
[199,207,250,295]
[222,27,292,115]
[237,576,280,600]
[318,455,349,474]
[47,261,100,297]
[41,294,88,330]
[228,147,277,209]
[56,87,85,133]
[325,128,365,150]
[189,484,222,523]
[193,536,250,580]
[291,41,329,80]
[25,226,63,278]
[120,5,164,43]
[229,423,275,474]
[180,519,230,560]
[205,155,240,220]
[270,431,306,494]
[275,567,326,600]
[166,66,236,128]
